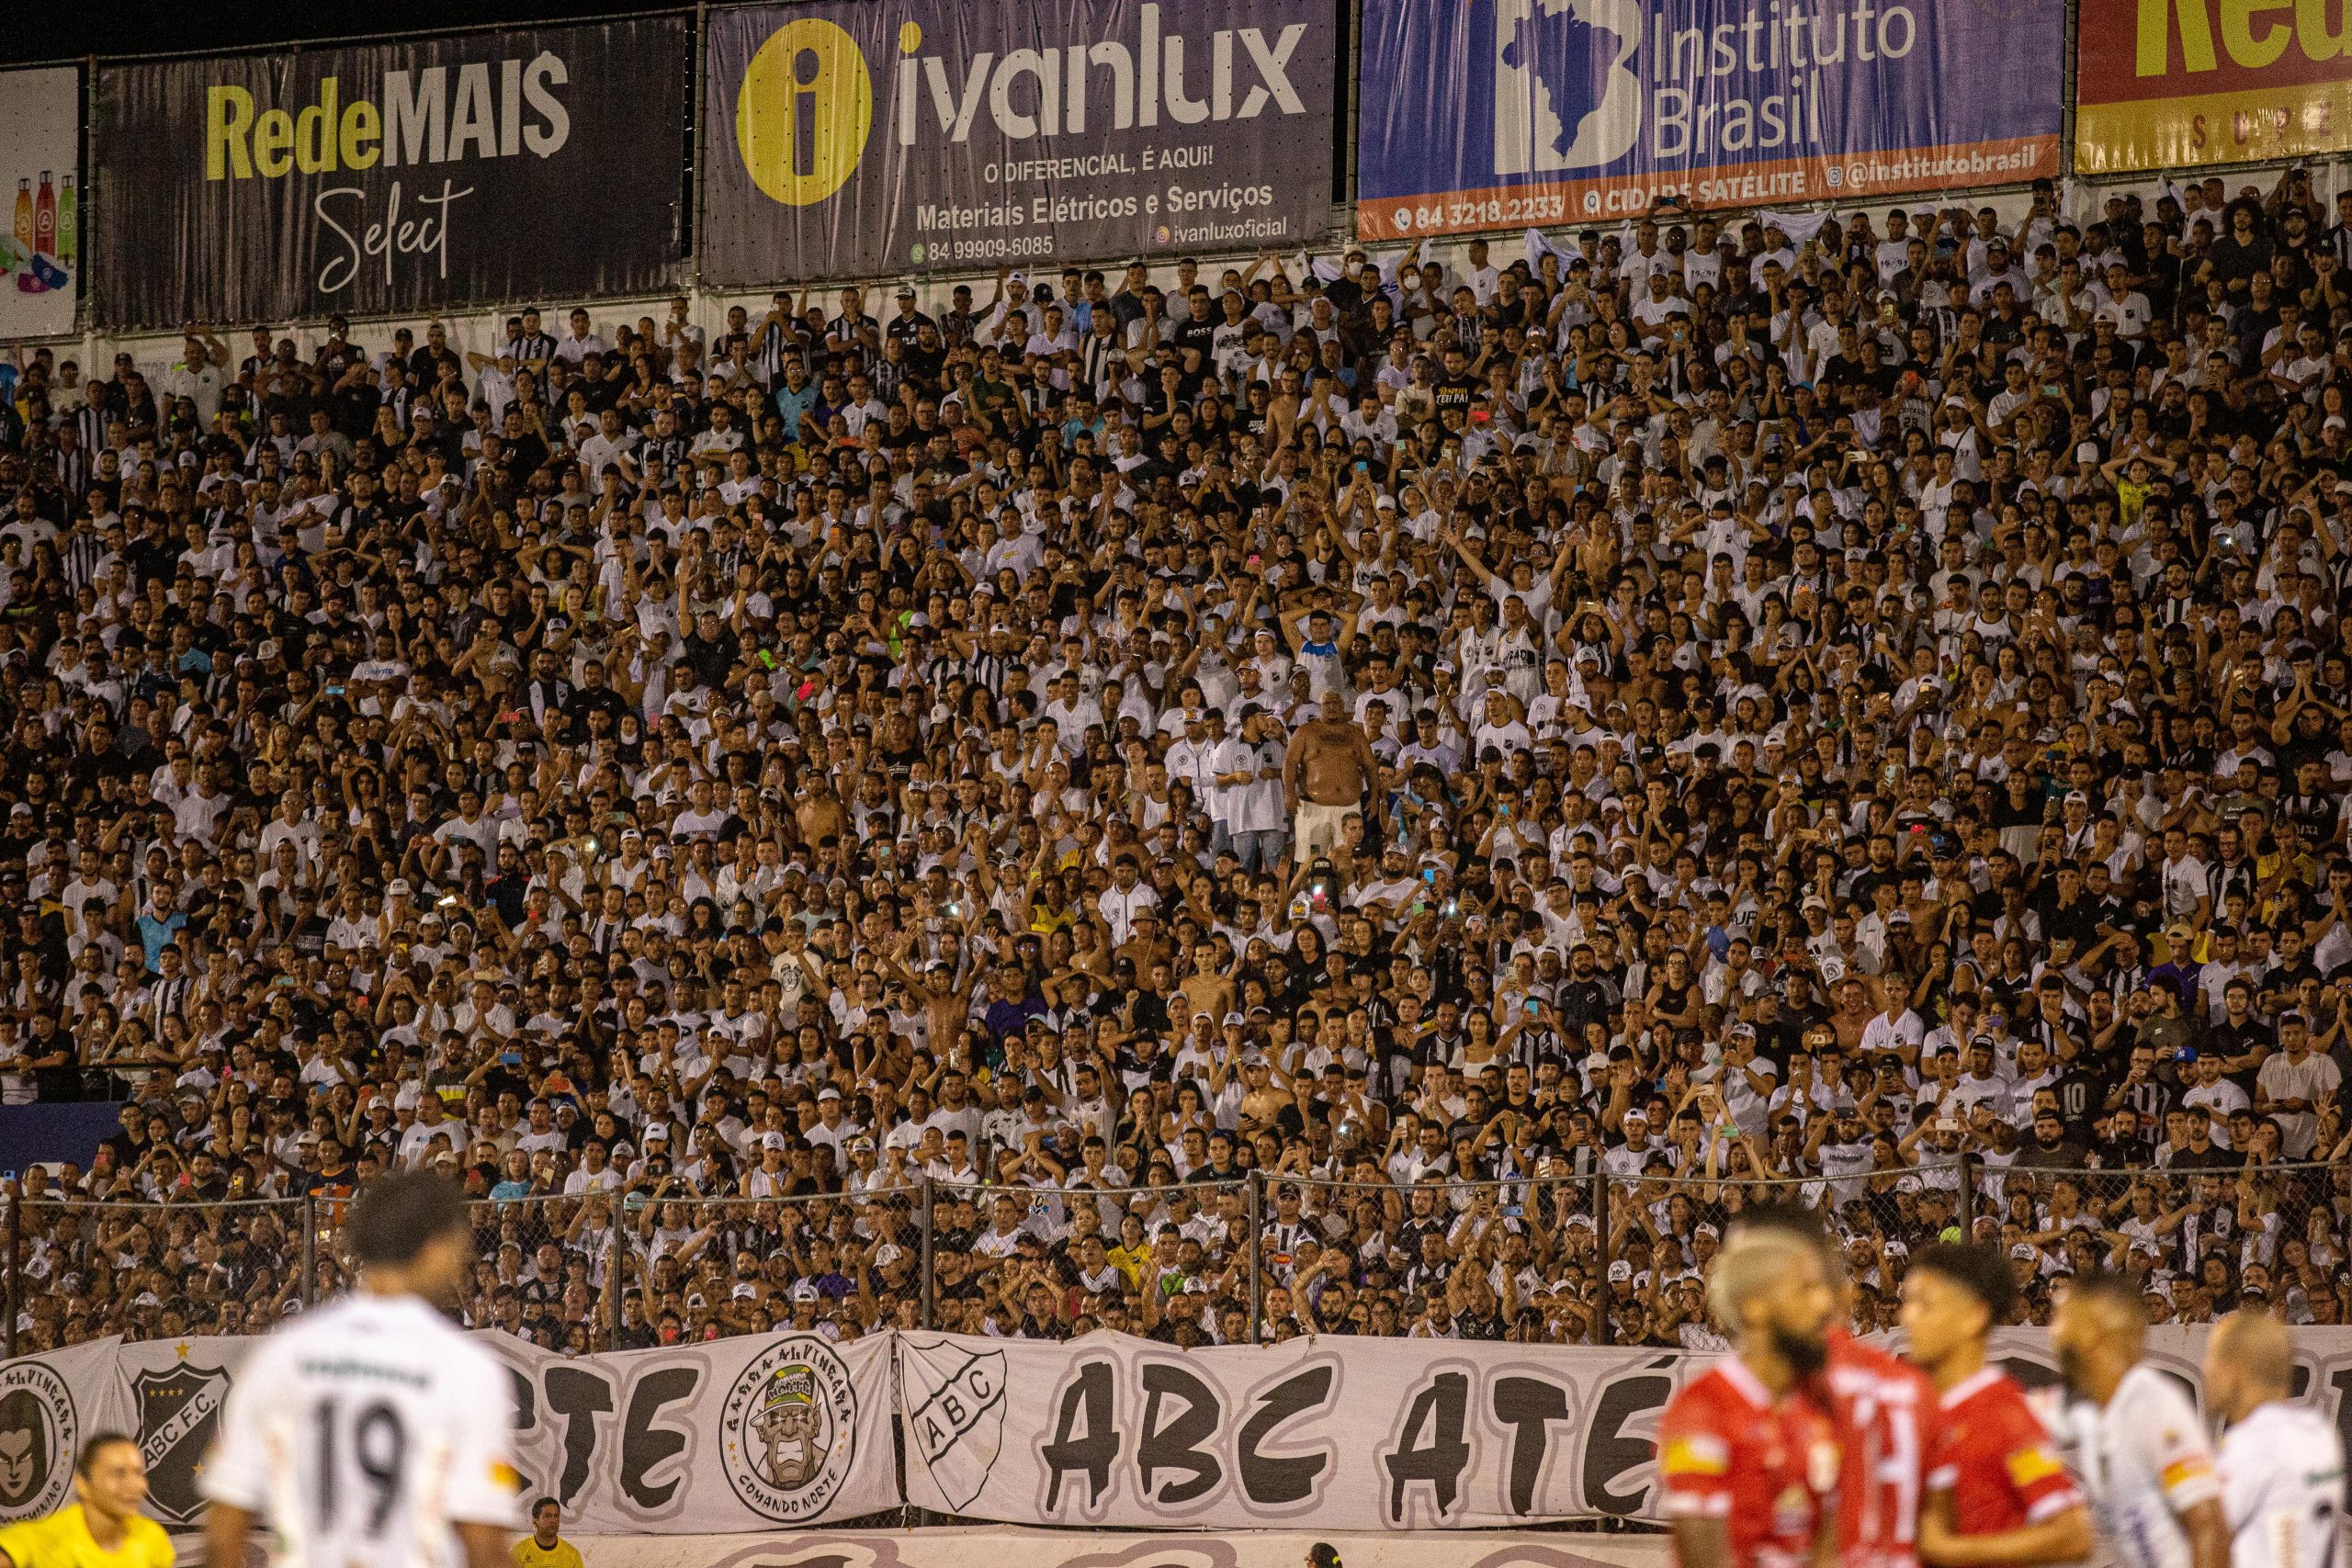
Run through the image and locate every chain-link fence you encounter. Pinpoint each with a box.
[1965,1159,2352,1325]
[6,1158,2342,1352]
[923,1177,1254,1340]
[1283,1170,1609,1341]
[6,1195,311,1347]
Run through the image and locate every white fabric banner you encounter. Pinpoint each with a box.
[571,1526,1677,1568]
[898,1325,2352,1530]
[104,1329,897,1534]
[0,1337,125,1525]
[898,1329,1711,1529]
[6,1325,2351,1536]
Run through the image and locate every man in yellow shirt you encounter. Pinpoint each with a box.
[508,1499,581,1568]
[0,1434,173,1568]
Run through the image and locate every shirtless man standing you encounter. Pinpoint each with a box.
[1283,690,1376,864]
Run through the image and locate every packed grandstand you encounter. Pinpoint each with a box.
[0,164,2347,1358]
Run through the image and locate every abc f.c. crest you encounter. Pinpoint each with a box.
[132,1359,232,1526]
[720,1338,859,1522]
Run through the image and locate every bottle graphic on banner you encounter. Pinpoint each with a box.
[11,179,38,294]
[34,174,55,258]
[56,176,75,267]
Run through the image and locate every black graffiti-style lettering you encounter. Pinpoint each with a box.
[1042,1360,1119,1513]
[1136,1362,1224,1506]
[1384,1371,1472,1522]
[507,1366,537,1434]
[542,1366,616,1506]
[616,1366,698,1510]
[1995,1355,2063,1393]
[1235,1363,1333,1506]
[1581,1365,1673,1517]
[1492,1375,1573,1517]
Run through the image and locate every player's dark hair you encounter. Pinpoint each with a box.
[345,1170,470,1266]
[1308,1546,1342,1568]
[1913,1242,2017,1322]
[75,1432,136,1476]
[531,1496,559,1516]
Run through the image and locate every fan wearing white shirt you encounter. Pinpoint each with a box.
[1096,856,1159,945]
[2204,1309,2346,1568]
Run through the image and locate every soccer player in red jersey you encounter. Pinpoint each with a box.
[1901,1242,2093,1568]
[1822,1317,1942,1568]
[1657,1226,1843,1568]
[1729,1204,1943,1568]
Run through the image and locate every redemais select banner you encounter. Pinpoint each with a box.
[2075,0,2352,172]
[1355,0,2065,240]
[93,20,688,330]
[699,0,1337,286]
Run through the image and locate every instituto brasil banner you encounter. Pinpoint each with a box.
[1355,0,2065,240]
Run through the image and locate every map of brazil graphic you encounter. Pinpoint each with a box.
[1493,0,1642,174]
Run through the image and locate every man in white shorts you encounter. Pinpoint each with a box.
[1283,691,1374,865]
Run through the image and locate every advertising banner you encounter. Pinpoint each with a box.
[92,20,687,330]
[2075,0,2352,172]
[1354,0,2065,241]
[0,68,80,339]
[699,0,1336,287]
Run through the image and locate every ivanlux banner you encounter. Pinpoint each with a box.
[1354,0,2066,241]
[92,19,688,330]
[699,0,1336,286]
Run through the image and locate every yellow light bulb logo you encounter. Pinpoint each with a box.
[735,17,872,207]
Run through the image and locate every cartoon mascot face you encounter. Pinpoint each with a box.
[0,1390,50,1509]
[750,1365,825,1489]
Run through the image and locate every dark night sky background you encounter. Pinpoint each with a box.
[6,0,656,64]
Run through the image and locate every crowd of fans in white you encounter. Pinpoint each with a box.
[0,167,2346,1353]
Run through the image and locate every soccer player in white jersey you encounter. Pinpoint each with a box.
[2048,1272,2230,1568]
[201,1172,523,1568]
[2206,1309,2346,1568]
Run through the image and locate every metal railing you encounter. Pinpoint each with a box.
[3,1157,2342,1353]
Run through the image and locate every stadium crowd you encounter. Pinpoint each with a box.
[0,169,2347,1357]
